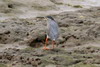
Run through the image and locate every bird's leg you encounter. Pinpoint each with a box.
[43,37,50,50]
[52,40,56,49]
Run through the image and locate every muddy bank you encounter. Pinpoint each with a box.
[0,7,100,67]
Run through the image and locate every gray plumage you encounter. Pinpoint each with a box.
[46,16,59,41]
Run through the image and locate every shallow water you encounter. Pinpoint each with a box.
[0,0,100,20]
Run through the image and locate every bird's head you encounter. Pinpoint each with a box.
[44,16,54,21]
[46,16,54,20]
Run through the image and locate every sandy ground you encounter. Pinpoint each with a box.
[0,0,100,67]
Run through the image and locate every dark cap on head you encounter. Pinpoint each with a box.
[46,16,54,20]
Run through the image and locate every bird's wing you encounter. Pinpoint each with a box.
[49,20,59,40]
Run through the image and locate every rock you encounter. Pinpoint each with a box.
[0,3,100,67]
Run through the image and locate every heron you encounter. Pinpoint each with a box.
[43,16,59,50]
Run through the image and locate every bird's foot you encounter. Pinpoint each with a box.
[43,47,50,50]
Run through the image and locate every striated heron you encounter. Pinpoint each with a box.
[43,16,59,50]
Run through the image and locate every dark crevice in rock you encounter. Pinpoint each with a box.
[8,4,13,8]
[4,31,10,34]
[29,35,46,48]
